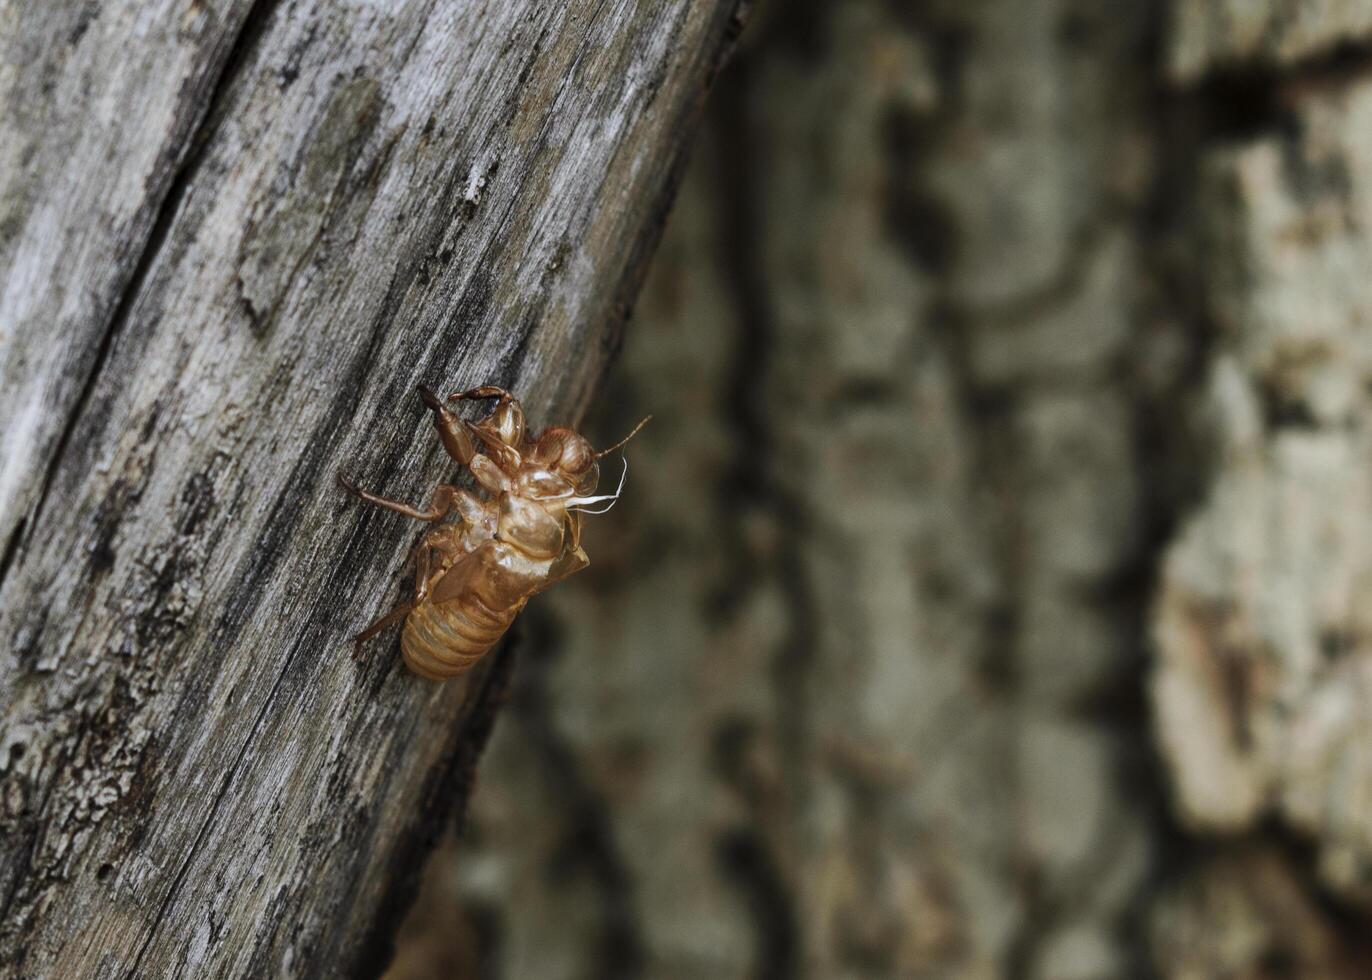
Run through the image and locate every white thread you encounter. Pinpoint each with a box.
[566,457,629,514]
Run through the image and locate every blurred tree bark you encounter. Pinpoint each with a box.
[392,1,1372,978]
[0,1,742,976]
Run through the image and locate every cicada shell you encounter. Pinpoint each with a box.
[340,385,646,681]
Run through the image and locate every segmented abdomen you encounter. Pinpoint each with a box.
[401,593,525,680]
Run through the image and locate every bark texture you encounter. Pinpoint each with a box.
[0,1,742,976]
[391,1,1372,978]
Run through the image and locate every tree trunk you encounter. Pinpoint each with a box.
[0,2,743,976]
[391,2,1372,978]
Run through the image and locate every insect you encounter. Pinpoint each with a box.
[339,384,647,680]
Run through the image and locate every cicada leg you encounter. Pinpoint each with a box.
[445,385,526,471]
[411,536,433,603]
[447,384,515,403]
[350,515,474,659]
[351,602,414,660]
[418,385,479,465]
[337,475,464,521]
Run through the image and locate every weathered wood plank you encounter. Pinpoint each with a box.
[0,1,742,976]
[0,0,258,562]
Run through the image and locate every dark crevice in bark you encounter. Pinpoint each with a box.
[879,8,970,281]
[715,830,798,980]
[1003,865,1048,980]
[881,4,1033,722]
[931,311,1049,980]
[1091,11,1223,978]
[0,518,24,604]
[1165,38,1372,141]
[709,715,799,980]
[709,48,809,980]
[714,33,813,752]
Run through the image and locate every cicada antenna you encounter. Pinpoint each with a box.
[595,415,652,459]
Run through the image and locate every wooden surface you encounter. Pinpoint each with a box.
[0,1,742,975]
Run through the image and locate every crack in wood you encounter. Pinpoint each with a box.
[5,0,283,591]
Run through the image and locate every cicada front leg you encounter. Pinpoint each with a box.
[448,385,527,468]
[418,385,479,465]
[448,384,515,402]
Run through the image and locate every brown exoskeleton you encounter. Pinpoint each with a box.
[339,385,647,680]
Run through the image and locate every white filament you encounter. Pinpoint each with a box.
[565,457,628,514]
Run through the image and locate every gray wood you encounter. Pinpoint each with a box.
[0,0,743,976]
[0,0,259,564]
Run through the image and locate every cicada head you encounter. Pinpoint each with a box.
[530,427,600,495]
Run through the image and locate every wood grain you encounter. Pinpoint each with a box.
[0,1,743,975]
